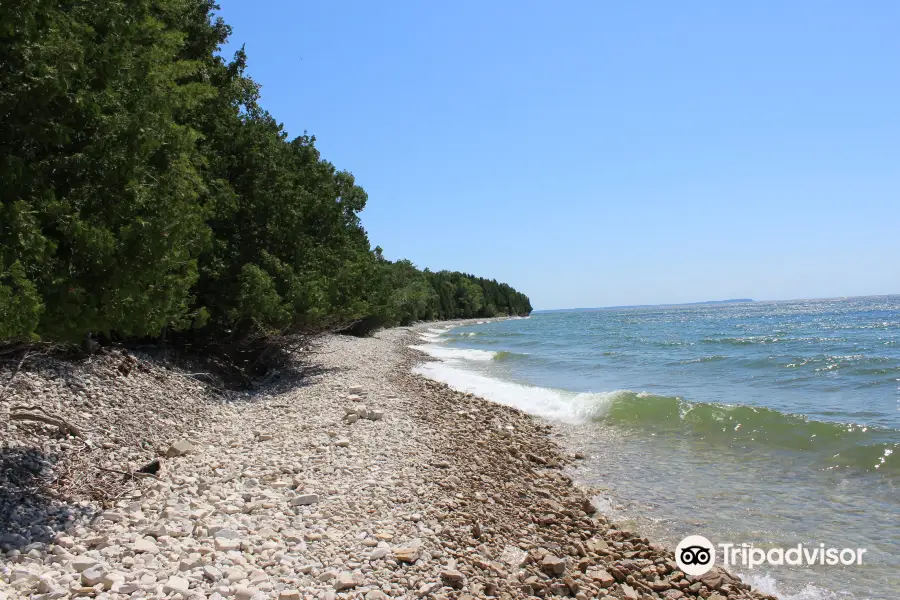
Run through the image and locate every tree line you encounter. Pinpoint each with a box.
[374,259,532,326]
[0,0,531,344]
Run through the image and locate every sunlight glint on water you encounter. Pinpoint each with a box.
[411,297,900,599]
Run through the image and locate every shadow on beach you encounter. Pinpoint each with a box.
[0,446,95,550]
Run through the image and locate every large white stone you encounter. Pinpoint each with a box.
[81,565,107,587]
[166,440,194,457]
[334,572,358,591]
[369,547,389,560]
[72,556,98,573]
[133,537,158,554]
[162,576,190,594]
[291,493,319,506]
[101,572,125,589]
[215,538,241,551]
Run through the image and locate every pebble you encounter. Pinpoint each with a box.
[80,565,106,587]
[0,324,769,600]
[163,576,190,594]
[291,494,319,505]
[333,572,358,591]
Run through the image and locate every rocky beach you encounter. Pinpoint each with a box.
[0,323,776,600]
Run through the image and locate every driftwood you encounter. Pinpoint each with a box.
[9,404,85,437]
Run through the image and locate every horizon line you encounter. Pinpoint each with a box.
[532,293,900,313]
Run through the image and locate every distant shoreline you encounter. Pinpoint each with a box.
[535,293,900,313]
[534,298,755,312]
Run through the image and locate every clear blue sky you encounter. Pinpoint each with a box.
[217,1,899,310]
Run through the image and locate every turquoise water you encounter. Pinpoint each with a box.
[411,296,899,600]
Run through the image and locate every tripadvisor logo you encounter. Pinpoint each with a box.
[675,535,867,575]
[675,535,715,576]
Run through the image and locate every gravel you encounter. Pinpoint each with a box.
[0,324,776,600]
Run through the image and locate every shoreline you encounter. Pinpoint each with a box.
[399,321,773,600]
[0,322,773,600]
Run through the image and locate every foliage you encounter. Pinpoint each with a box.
[0,0,531,345]
[424,270,532,320]
[1,0,212,339]
[0,260,43,340]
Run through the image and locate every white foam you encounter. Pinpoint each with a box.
[409,345,497,361]
[738,573,847,600]
[412,360,623,424]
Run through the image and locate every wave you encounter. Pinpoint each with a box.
[411,358,899,473]
[739,573,846,600]
[674,355,729,365]
[449,329,531,341]
[777,354,900,377]
[592,392,899,470]
[409,345,497,361]
[410,344,530,363]
[443,332,489,342]
[493,350,528,361]
[412,360,614,423]
[701,334,893,349]
[702,336,785,345]
[661,351,899,379]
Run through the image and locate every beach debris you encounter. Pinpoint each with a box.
[8,405,85,437]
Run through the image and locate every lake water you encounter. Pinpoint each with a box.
[410,296,899,600]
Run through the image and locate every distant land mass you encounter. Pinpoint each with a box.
[534,299,755,313]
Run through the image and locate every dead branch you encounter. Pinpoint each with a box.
[9,404,85,437]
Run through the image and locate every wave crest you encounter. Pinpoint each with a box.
[409,345,497,361]
[410,354,899,473]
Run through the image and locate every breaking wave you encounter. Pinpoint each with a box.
[409,345,497,361]
[411,359,898,474]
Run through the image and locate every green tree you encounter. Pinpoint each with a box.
[1,0,214,339]
[0,0,531,344]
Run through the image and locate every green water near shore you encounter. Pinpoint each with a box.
[412,297,900,599]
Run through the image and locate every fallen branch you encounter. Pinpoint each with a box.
[9,404,85,437]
